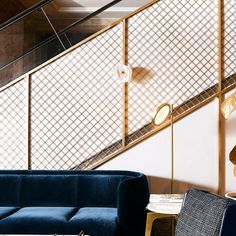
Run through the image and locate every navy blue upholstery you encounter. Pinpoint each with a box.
[0,207,20,220]
[118,174,149,236]
[0,170,149,236]
[0,175,21,206]
[20,175,78,206]
[77,174,130,208]
[0,207,78,234]
[68,207,118,236]
[220,205,236,236]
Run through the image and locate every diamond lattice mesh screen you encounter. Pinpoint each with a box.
[127,0,219,138]
[30,25,123,170]
[1,0,236,170]
[223,0,236,90]
[0,79,27,169]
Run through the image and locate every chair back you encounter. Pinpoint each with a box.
[175,189,236,236]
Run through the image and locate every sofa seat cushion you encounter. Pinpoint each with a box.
[0,207,78,234]
[0,207,19,220]
[68,207,118,236]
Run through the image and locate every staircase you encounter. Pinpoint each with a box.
[0,0,236,171]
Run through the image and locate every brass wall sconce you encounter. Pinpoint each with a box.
[152,103,174,193]
[221,89,236,177]
[221,89,236,119]
[230,146,236,177]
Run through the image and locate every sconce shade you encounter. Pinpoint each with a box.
[232,146,236,177]
[221,89,236,119]
[230,146,236,165]
[115,64,132,82]
[152,103,171,126]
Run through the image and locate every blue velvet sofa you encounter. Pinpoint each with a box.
[0,170,149,236]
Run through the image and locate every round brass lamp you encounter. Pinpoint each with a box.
[152,103,171,126]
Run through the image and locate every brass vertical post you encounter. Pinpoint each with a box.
[170,104,174,236]
[171,104,174,194]
[122,19,129,147]
[26,74,32,170]
[218,0,225,195]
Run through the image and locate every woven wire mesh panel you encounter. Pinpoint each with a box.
[0,80,27,169]
[30,25,123,170]
[223,0,236,90]
[127,0,218,139]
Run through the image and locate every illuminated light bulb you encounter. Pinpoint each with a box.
[152,103,171,126]
[115,64,132,82]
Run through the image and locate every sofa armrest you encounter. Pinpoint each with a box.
[220,204,236,236]
[117,174,149,236]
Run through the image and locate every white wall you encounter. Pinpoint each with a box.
[98,100,221,194]
[174,101,219,193]
[99,126,172,194]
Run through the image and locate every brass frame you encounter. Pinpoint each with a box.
[122,19,129,147]
[145,212,177,236]
[25,75,31,170]
[170,105,174,194]
[218,0,225,195]
[27,74,32,170]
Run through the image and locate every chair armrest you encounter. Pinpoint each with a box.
[117,174,149,236]
[220,204,236,236]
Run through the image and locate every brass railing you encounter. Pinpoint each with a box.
[0,0,235,193]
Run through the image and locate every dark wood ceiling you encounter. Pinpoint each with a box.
[0,0,27,24]
[17,0,39,8]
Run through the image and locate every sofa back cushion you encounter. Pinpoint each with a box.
[0,171,137,208]
[20,175,78,207]
[0,175,21,206]
[78,174,130,208]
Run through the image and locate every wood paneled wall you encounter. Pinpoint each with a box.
[0,0,26,24]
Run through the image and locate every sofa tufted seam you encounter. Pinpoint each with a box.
[76,176,80,207]
[67,208,80,222]
[18,175,23,207]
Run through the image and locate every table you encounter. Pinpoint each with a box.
[145,194,184,236]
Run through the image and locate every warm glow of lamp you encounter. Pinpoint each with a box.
[115,64,132,82]
[152,103,174,194]
[221,89,236,119]
[222,89,236,198]
[152,103,171,126]
[230,147,236,177]
[221,89,236,178]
